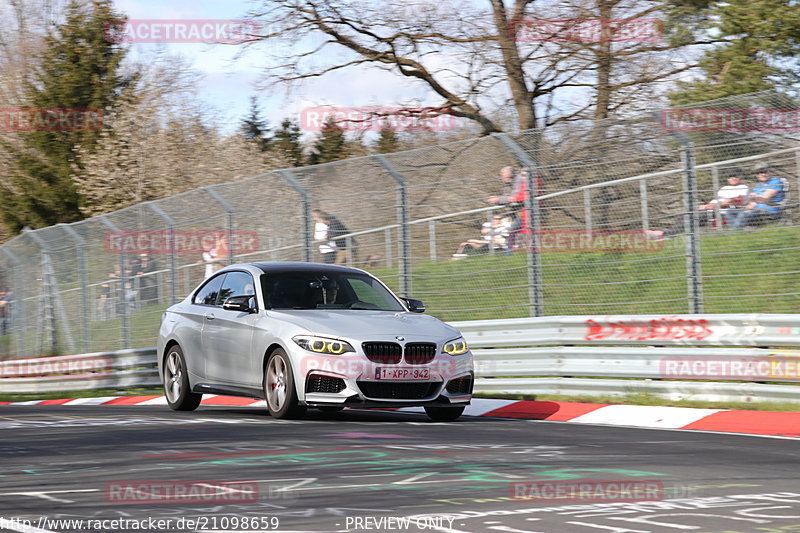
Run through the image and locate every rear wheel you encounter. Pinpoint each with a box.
[424,405,465,422]
[264,349,306,419]
[164,345,202,411]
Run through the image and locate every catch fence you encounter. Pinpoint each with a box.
[0,90,798,357]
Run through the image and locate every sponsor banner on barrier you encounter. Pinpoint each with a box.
[534,230,663,253]
[103,230,259,255]
[661,108,800,132]
[584,317,713,342]
[0,107,103,131]
[299,107,456,132]
[511,18,662,43]
[104,480,259,504]
[510,479,665,502]
[0,356,111,378]
[103,19,261,44]
[661,356,800,380]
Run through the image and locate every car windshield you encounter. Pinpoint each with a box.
[261,271,406,311]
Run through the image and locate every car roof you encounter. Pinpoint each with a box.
[226,262,368,275]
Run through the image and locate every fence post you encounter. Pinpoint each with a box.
[277,169,312,263]
[676,136,704,313]
[22,228,76,353]
[373,155,411,297]
[711,166,722,230]
[492,133,544,316]
[0,246,25,357]
[145,202,178,305]
[202,186,236,265]
[99,216,129,349]
[428,221,437,261]
[57,223,90,352]
[640,180,649,231]
[583,189,592,234]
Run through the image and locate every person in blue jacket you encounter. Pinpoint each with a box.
[728,163,785,228]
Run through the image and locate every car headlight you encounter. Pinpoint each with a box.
[443,337,469,356]
[293,335,355,355]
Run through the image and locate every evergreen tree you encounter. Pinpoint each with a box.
[374,126,399,154]
[0,0,131,231]
[670,0,800,104]
[308,116,348,165]
[272,118,304,167]
[240,96,270,151]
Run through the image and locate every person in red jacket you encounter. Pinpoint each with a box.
[488,166,534,249]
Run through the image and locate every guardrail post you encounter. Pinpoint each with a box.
[22,227,76,353]
[373,155,411,297]
[145,203,178,305]
[492,133,544,316]
[277,169,312,263]
[99,216,129,349]
[0,246,25,357]
[202,186,236,264]
[57,223,90,352]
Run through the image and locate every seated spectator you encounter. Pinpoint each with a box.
[699,168,749,218]
[452,216,511,259]
[728,163,785,229]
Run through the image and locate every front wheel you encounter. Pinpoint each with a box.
[424,405,465,422]
[164,345,202,411]
[264,349,306,419]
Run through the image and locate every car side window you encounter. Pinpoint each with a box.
[218,271,256,307]
[193,274,226,306]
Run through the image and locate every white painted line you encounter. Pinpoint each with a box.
[568,404,724,429]
[61,396,119,405]
[137,396,169,405]
[462,398,516,416]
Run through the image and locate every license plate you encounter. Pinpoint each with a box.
[375,367,430,380]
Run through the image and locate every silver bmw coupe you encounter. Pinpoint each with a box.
[157,262,474,421]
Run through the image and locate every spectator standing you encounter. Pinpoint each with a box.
[312,209,337,264]
[0,287,10,335]
[729,163,785,228]
[488,166,533,249]
[135,252,159,305]
[202,245,223,278]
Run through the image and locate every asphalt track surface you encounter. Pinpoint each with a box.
[1,405,799,533]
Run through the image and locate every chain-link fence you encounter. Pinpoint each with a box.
[1,90,798,357]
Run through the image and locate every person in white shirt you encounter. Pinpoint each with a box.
[699,169,749,214]
[312,209,337,264]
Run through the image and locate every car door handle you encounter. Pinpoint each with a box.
[205,313,215,320]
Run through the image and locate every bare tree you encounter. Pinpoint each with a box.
[242,0,715,133]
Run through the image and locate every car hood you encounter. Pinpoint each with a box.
[264,310,461,340]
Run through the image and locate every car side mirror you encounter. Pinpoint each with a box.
[402,298,426,313]
[223,295,256,313]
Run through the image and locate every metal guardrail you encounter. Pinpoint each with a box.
[1,315,799,402]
